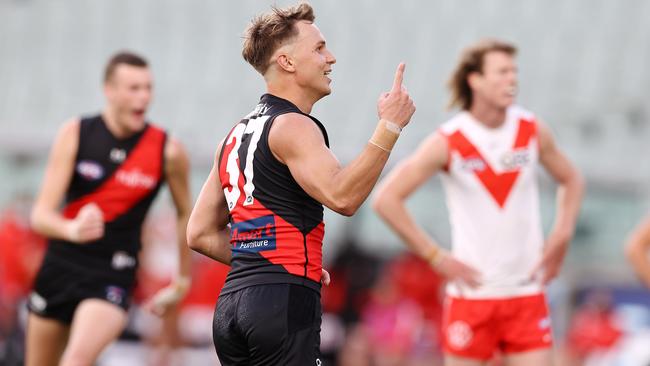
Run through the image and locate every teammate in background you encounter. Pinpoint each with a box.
[625,216,650,287]
[373,39,584,366]
[186,3,415,365]
[27,51,193,366]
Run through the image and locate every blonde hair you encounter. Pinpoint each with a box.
[242,3,315,75]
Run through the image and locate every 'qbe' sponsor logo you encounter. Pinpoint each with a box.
[500,148,530,171]
[460,157,486,172]
[231,215,277,254]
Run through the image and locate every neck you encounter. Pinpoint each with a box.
[468,99,508,128]
[102,108,136,139]
[266,75,319,114]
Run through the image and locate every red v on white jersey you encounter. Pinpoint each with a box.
[438,106,544,299]
[445,118,536,208]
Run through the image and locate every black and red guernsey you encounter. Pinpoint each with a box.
[44,114,166,281]
[218,94,329,294]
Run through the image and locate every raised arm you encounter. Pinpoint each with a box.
[30,118,104,243]
[186,140,232,265]
[533,122,585,283]
[269,63,416,216]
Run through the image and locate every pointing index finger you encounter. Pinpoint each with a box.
[391,62,405,93]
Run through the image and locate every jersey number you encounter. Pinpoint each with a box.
[224,116,269,210]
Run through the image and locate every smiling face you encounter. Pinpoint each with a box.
[104,64,152,134]
[469,51,518,110]
[282,21,337,99]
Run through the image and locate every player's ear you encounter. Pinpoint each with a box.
[467,71,481,90]
[276,54,296,73]
[103,80,115,101]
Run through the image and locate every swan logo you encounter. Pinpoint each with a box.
[447,321,473,350]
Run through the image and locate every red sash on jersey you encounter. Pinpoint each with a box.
[62,126,165,222]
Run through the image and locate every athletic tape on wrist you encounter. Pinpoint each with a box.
[369,119,401,152]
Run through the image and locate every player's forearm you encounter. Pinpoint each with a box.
[30,206,73,241]
[373,194,440,258]
[328,145,390,216]
[551,171,585,241]
[175,212,193,279]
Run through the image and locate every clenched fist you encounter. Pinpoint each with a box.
[66,202,105,243]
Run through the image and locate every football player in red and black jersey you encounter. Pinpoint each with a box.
[187,3,416,366]
[27,51,193,366]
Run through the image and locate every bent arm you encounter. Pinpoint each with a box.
[30,119,80,240]
[538,122,585,243]
[270,113,399,216]
[372,132,448,258]
[164,137,193,281]
[187,141,232,265]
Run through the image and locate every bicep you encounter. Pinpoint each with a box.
[286,144,341,203]
[270,114,342,205]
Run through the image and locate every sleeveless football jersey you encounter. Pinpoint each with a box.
[439,105,544,298]
[218,94,329,294]
[44,115,166,281]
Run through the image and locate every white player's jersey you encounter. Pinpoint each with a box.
[439,105,544,299]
